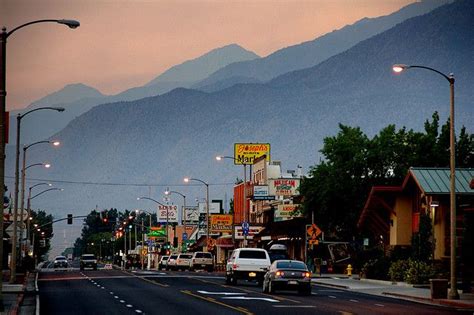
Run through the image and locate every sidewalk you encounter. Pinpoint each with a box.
[311,274,474,310]
[1,271,36,315]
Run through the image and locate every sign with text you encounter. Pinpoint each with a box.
[233,143,270,165]
[210,214,233,233]
[268,178,300,197]
[198,202,220,214]
[234,226,264,240]
[275,204,303,222]
[183,206,199,224]
[157,205,178,223]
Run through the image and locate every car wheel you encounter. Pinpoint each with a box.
[262,280,268,293]
[268,280,275,293]
[230,273,237,285]
[225,273,231,284]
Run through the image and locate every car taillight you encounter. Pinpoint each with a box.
[303,272,311,278]
[275,271,285,277]
[232,264,239,270]
[193,259,196,262]
[177,259,181,263]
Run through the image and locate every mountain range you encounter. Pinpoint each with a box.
[8,0,449,145]
[8,0,473,223]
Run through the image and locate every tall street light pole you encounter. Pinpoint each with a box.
[26,183,52,245]
[393,64,458,300]
[216,155,248,245]
[137,197,168,243]
[0,19,79,291]
[18,162,51,261]
[165,189,187,248]
[184,177,210,252]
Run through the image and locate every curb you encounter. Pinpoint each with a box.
[311,280,349,290]
[8,272,28,315]
[383,292,474,310]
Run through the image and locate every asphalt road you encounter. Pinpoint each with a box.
[38,269,469,315]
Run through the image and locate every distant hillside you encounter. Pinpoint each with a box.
[8,0,472,220]
[10,44,259,144]
[193,0,451,92]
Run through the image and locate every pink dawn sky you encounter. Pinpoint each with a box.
[2,0,415,110]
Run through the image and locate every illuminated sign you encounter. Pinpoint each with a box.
[275,204,303,222]
[233,143,270,165]
[210,215,233,233]
[268,179,300,196]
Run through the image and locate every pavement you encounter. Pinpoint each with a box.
[311,273,474,310]
[2,270,474,314]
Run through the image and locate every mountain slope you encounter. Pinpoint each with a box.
[193,0,451,92]
[11,0,473,220]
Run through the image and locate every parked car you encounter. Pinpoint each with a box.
[176,253,193,271]
[189,252,214,272]
[268,244,289,262]
[166,254,179,271]
[262,260,312,295]
[54,255,68,268]
[80,254,97,270]
[158,255,169,270]
[226,248,271,285]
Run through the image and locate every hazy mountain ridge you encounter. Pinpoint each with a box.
[10,44,259,144]
[7,0,473,222]
[192,0,451,92]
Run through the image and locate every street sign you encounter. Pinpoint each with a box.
[182,232,188,241]
[242,222,250,236]
[306,224,322,240]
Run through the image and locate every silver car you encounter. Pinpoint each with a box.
[262,260,312,295]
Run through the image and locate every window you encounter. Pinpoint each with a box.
[276,261,306,270]
[195,253,212,258]
[239,250,267,259]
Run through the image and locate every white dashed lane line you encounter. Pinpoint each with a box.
[349,299,359,303]
[375,304,385,307]
[328,295,337,299]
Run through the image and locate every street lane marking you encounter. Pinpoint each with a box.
[273,305,315,308]
[349,299,359,303]
[375,304,385,307]
[197,290,247,295]
[135,310,143,313]
[120,300,125,303]
[122,270,169,287]
[181,290,253,315]
[222,296,279,303]
[329,295,337,299]
[114,296,119,299]
[126,304,133,308]
[193,277,300,304]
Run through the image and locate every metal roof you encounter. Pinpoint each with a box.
[409,168,474,195]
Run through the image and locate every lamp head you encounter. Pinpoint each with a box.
[54,107,65,112]
[51,141,61,146]
[184,177,190,183]
[216,156,222,161]
[392,64,408,73]
[58,19,80,29]
[44,163,51,168]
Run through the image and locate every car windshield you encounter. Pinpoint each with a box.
[195,253,212,258]
[275,261,307,270]
[170,255,178,259]
[239,250,267,259]
[162,256,169,260]
[55,257,66,260]
[179,254,192,259]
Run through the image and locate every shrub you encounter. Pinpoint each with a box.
[360,257,390,280]
[405,259,436,284]
[388,259,409,282]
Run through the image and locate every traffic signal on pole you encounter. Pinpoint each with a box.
[173,237,178,248]
[67,214,73,224]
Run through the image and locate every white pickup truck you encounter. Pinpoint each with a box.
[226,248,271,285]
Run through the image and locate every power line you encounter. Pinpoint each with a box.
[4,175,236,188]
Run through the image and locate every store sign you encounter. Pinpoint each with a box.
[210,214,233,233]
[183,206,199,224]
[198,202,220,214]
[275,204,303,222]
[253,185,269,197]
[234,226,264,240]
[268,179,300,197]
[233,143,270,165]
[157,205,178,223]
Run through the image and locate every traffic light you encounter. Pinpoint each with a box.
[67,214,73,224]
[173,237,178,248]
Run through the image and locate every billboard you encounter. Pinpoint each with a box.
[157,205,178,223]
[198,202,220,214]
[275,204,303,222]
[268,178,300,197]
[253,185,275,200]
[234,226,264,240]
[210,214,233,233]
[233,143,270,165]
[183,206,199,224]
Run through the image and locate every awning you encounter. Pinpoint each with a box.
[216,236,234,248]
[254,217,308,240]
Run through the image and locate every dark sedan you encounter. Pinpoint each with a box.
[262,260,311,295]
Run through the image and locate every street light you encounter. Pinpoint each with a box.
[26,183,52,244]
[137,197,169,243]
[18,162,53,260]
[184,177,210,252]
[392,63,458,300]
[164,188,187,245]
[0,19,78,287]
